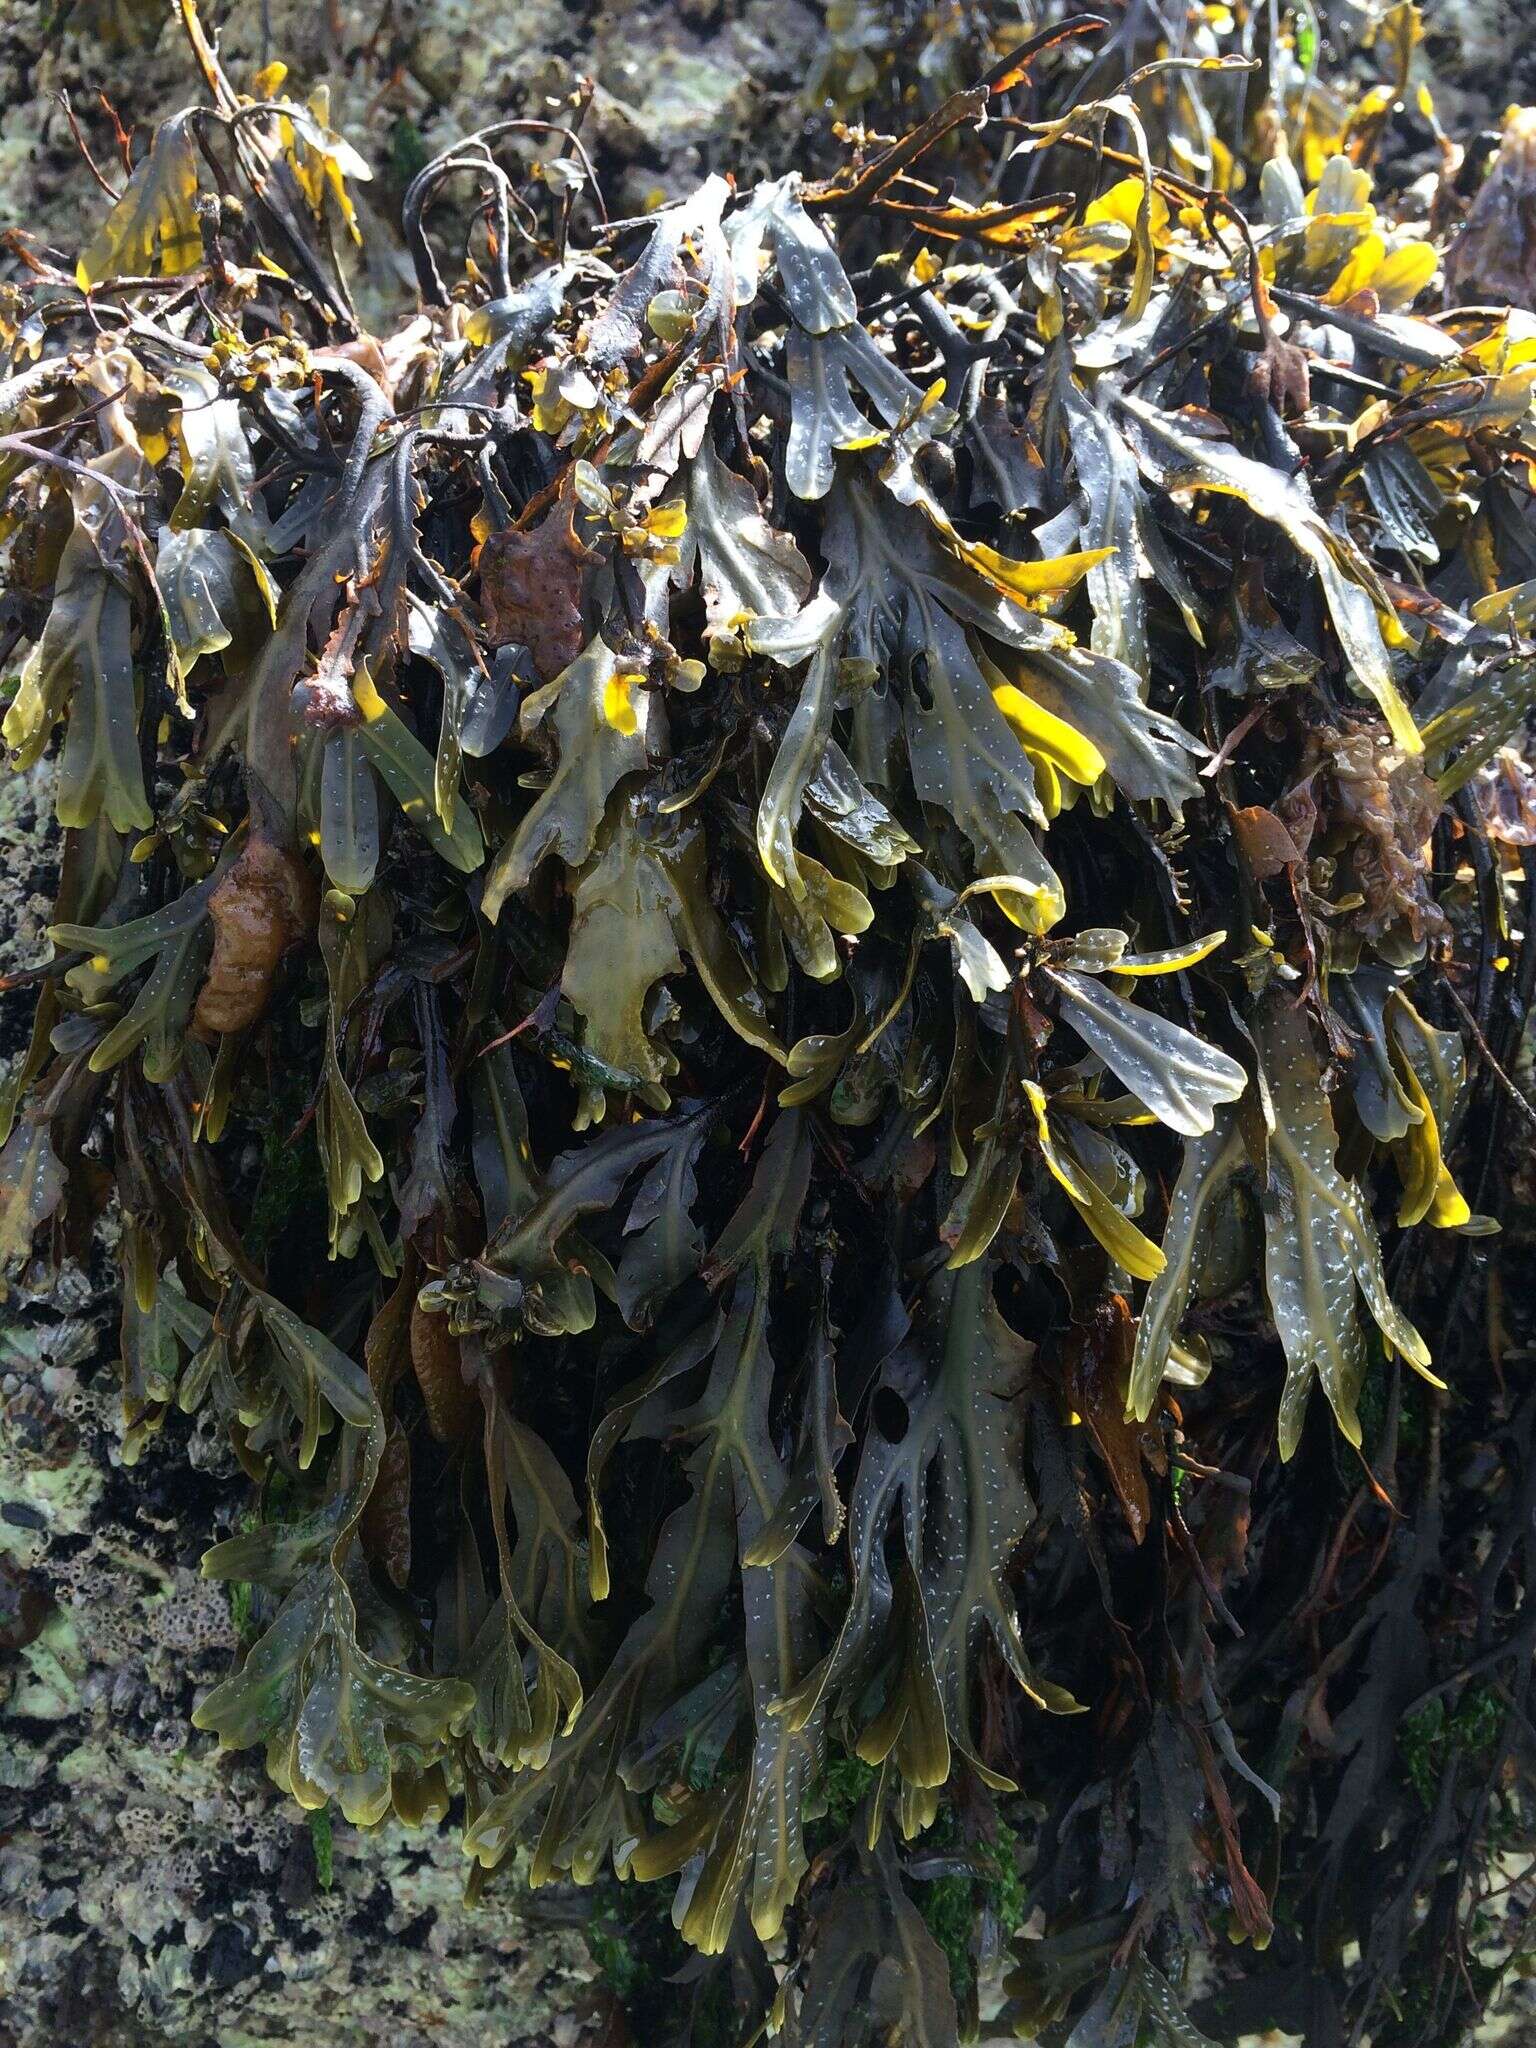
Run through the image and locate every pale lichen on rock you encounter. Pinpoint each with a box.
[1,1368,598,2045]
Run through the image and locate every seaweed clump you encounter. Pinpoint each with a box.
[3,2,1536,2041]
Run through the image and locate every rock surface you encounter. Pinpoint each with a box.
[0,754,602,2047]
[0,0,819,327]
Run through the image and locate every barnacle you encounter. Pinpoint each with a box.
[3,4,1535,2042]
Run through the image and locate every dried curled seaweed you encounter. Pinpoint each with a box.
[4,2,1536,2042]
